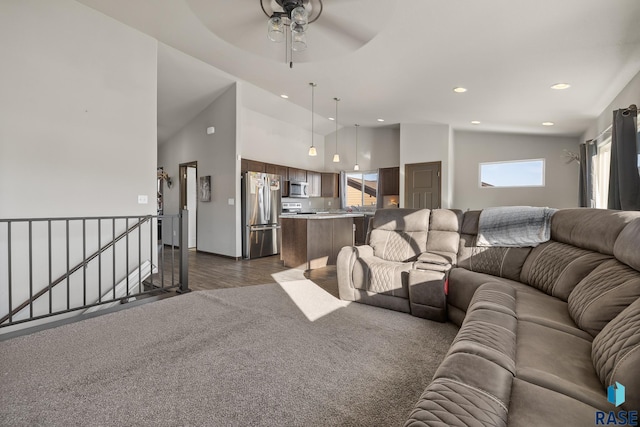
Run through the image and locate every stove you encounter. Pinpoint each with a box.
[282,202,303,214]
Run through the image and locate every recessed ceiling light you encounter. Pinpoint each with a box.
[550,83,571,90]
[280,94,289,99]
[377,118,385,122]
[542,122,555,126]
[453,87,467,93]
[471,120,481,125]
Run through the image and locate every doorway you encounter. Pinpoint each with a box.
[404,161,442,209]
[179,161,198,249]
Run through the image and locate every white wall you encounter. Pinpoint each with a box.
[582,70,640,141]
[453,131,581,210]
[0,0,158,218]
[240,108,326,171]
[323,126,400,173]
[158,85,238,257]
[0,0,158,330]
[399,124,453,208]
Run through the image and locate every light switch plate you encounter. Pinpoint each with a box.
[228,198,235,205]
[138,195,148,204]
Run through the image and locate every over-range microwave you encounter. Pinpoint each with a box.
[288,181,309,198]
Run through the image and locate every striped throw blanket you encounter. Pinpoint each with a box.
[477,206,557,247]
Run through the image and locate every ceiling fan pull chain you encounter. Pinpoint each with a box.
[290,29,294,68]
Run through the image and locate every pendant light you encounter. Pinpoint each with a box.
[332,97,340,162]
[353,124,360,171]
[308,82,317,156]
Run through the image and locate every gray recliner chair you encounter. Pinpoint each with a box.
[337,208,462,318]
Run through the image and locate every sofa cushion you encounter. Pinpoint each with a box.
[508,378,605,427]
[369,209,430,262]
[613,217,640,270]
[516,321,603,404]
[591,297,640,412]
[550,208,640,255]
[433,352,513,410]
[447,268,538,324]
[448,307,517,374]
[426,209,462,264]
[516,291,592,340]
[405,378,508,427]
[467,282,517,318]
[457,238,532,281]
[520,241,610,300]
[568,259,640,337]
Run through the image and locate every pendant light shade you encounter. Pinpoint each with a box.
[332,97,340,162]
[353,124,360,170]
[308,82,317,156]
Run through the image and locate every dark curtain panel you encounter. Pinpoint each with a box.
[578,142,597,207]
[608,106,640,210]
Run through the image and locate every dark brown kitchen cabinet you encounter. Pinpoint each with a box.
[265,163,289,196]
[288,167,307,182]
[241,159,265,173]
[307,171,322,197]
[265,163,288,180]
[321,173,340,198]
[281,216,354,270]
[379,167,400,196]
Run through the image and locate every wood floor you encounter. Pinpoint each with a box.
[164,249,340,298]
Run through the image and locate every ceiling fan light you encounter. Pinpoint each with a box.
[333,153,340,163]
[309,145,317,156]
[267,16,285,43]
[291,6,308,25]
[291,30,307,51]
[291,22,307,34]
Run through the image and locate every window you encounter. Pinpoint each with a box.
[587,116,639,208]
[342,171,378,208]
[593,137,612,208]
[479,159,545,188]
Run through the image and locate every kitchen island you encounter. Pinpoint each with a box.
[281,214,363,270]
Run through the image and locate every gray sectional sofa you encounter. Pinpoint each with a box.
[336,207,640,425]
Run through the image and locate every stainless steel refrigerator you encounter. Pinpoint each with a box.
[242,172,282,259]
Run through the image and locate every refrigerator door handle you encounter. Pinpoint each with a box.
[250,225,280,231]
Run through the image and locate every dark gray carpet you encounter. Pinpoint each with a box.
[0,280,458,426]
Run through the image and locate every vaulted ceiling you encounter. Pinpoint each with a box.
[77,0,640,142]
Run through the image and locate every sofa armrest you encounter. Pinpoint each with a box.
[354,244,374,258]
[337,245,376,301]
[418,251,454,265]
[416,251,453,273]
[337,246,357,301]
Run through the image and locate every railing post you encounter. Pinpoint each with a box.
[177,209,190,294]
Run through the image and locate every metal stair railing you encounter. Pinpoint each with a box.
[0,211,189,328]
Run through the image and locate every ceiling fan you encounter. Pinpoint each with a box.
[186,0,394,65]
